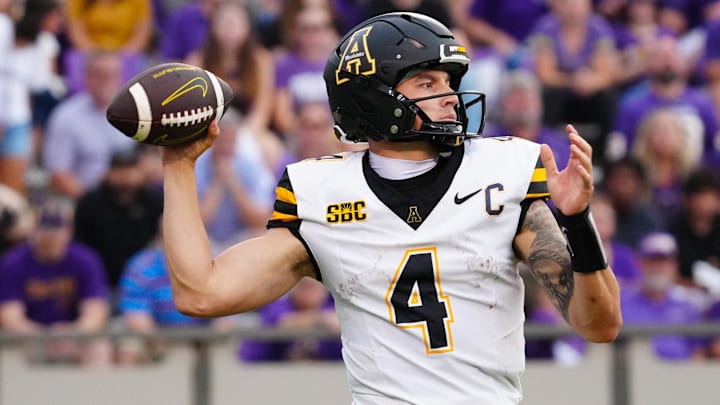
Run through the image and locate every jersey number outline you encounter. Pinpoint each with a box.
[385,247,454,354]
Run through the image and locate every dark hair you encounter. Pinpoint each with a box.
[602,156,648,184]
[109,147,140,168]
[202,0,262,104]
[682,167,720,195]
[15,0,60,41]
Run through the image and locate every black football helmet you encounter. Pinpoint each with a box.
[323,12,486,147]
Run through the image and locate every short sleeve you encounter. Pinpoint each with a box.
[267,168,301,230]
[525,155,550,199]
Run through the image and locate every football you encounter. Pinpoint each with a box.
[106,62,234,146]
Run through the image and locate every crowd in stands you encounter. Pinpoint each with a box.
[0,0,718,366]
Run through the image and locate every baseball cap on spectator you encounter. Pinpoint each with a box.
[109,147,140,168]
[638,232,677,259]
[36,196,74,229]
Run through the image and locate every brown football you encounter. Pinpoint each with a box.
[106,62,234,146]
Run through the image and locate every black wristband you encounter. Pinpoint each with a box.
[555,205,608,274]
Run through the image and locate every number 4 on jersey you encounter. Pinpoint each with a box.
[385,247,454,354]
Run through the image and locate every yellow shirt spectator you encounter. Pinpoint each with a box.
[66,0,153,52]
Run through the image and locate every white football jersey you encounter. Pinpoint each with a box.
[268,137,549,405]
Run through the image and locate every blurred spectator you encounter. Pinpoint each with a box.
[65,0,153,53]
[136,143,164,191]
[657,0,720,36]
[529,0,620,162]
[609,36,720,164]
[600,157,665,248]
[281,100,366,169]
[621,231,707,361]
[0,184,34,255]
[704,19,720,128]
[13,0,65,165]
[238,278,342,362]
[159,0,219,62]
[458,0,548,59]
[261,0,344,51]
[522,267,585,365]
[187,0,275,134]
[196,108,275,254]
[631,108,700,218]
[705,298,720,358]
[611,0,676,89]
[591,193,643,289]
[0,196,111,365]
[74,148,163,291]
[361,0,453,29]
[271,4,340,136]
[484,69,570,170]
[43,50,136,199]
[0,0,32,194]
[669,167,720,287]
[116,225,235,365]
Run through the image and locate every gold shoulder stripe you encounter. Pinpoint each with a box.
[525,192,550,199]
[531,167,547,183]
[275,186,297,205]
[271,211,299,222]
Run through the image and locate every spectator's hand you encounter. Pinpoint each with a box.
[162,121,220,168]
[571,69,598,96]
[213,156,236,186]
[540,125,594,216]
[494,34,519,57]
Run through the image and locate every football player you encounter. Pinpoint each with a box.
[161,12,622,404]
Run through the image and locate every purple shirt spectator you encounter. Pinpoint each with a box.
[611,241,643,288]
[529,13,616,73]
[274,54,328,109]
[160,3,209,62]
[705,19,720,61]
[0,242,109,325]
[621,287,705,360]
[613,24,675,51]
[470,0,548,42]
[238,295,342,362]
[612,88,720,161]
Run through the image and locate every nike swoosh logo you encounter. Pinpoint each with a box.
[454,188,482,204]
[161,77,209,106]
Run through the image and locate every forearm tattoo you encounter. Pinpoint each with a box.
[524,200,573,322]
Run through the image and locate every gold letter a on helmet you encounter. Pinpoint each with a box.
[335,26,377,85]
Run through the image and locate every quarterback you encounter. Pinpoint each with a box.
[162,12,622,405]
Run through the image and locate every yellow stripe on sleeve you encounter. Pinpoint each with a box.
[270,211,299,222]
[275,186,297,204]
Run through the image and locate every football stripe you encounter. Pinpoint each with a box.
[128,83,152,142]
[206,71,225,121]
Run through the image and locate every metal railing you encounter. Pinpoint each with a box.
[1,323,720,405]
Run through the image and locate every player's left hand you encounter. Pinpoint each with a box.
[540,124,594,216]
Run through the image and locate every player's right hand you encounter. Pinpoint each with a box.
[161,120,220,167]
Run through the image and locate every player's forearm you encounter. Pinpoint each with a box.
[569,269,622,342]
[163,161,217,310]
